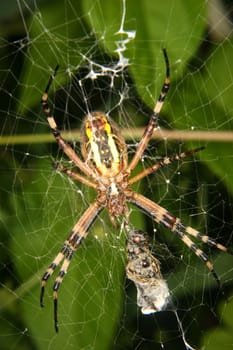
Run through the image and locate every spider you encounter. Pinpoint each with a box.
[40,49,230,332]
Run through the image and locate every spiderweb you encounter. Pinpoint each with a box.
[1,1,233,349]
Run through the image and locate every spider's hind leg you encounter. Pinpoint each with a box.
[129,192,231,295]
[40,200,103,332]
[40,243,69,307]
[52,245,75,332]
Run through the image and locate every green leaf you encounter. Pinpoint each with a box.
[2,1,233,349]
[18,1,93,113]
[166,38,233,195]
[83,0,207,105]
[201,297,233,350]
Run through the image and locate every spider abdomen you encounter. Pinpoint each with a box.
[81,112,128,177]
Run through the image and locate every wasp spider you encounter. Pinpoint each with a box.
[40,49,230,331]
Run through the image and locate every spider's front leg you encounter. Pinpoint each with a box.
[126,48,170,174]
[41,66,95,180]
[40,200,104,332]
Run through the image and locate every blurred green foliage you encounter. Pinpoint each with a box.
[0,1,233,350]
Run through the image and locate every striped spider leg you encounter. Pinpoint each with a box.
[129,146,205,185]
[41,65,96,182]
[128,192,231,291]
[40,201,104,332]
[126,48,170,175]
